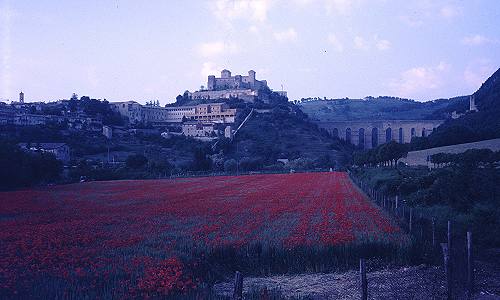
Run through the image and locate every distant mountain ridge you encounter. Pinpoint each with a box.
[298,96,464,122]
[297,67,500,149]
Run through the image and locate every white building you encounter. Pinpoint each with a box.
[110,102,236,124]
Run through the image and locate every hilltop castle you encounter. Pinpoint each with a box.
[189,69,286,102]
[208,69,268,91]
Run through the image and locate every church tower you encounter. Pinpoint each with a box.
[19,91,24,103]
[469,95,478,112]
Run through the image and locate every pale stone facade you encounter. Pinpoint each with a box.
[189,69,286,102]
[208,70,267,91]
[102,125,113,139]
[469,95,478,112]
[110,102,236,124]
[182,122,216,138]
[18,142,71,162]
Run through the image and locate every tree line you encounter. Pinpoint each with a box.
[430,148,500,168]
[0,142,63,190]
[353,141,408,167]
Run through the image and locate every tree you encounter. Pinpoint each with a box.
[126,154,148,169]
[0,142,62,190]
[376,141,408,167]
[224,159,237,173]
[191,147,212,171]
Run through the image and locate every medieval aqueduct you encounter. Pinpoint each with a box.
[317,120,444,149]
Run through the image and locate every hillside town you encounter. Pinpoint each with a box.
[0,69,290,163]
[0,69,285,141]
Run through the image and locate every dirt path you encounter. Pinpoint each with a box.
[213,258,500,300]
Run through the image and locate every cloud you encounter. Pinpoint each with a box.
[464,59,496,89]
[352,35,391,51]
[353,36,368,50]
[389,62,450,98]
[461,35,497,46]
[327,34,344,52]
[200,62,222,79]
[248,25,260,34]
[211,0,272,24]
[375,36,391,51]
[324,0,356,15]
[197,41,239,58]
[292,0,360,15]
[440,5,462,19]
[399,15,424,27]
[274,28,298,42]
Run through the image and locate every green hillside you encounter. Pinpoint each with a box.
[298,96,460,122]
[412,68,500,149]
[215,104,352,171]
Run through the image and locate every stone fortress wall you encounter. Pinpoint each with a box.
[189,69,279,101]
[208,69,268,91]
[317,119,444,149]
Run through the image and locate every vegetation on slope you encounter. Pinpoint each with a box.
[0,142,63,190]
[352,149,500,246]
[298,96,456,122]
[411,68,500,149]
[215,103,352,171]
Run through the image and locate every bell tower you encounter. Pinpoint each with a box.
[469,95,478,112]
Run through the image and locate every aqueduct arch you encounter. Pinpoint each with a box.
[317,119,444,149]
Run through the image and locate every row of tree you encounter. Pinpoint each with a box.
[353,141,408,167]
[430,148,500,168]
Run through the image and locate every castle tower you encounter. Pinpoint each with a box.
[248,70,256,84]
[208,75,216,90]
[19,91,24,103]
[469,95,478,112]
[221,69,231,78]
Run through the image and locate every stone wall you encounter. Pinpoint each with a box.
[317,119,444,149]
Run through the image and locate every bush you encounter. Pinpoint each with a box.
[126,154,148,169]
[0,142,63,190]
[224,159,237,173]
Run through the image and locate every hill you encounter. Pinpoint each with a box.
[298,96,461,122]
[412,68,500,149]
[215,103,352,170]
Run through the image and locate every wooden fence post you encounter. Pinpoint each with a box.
[409,208,413,233]
[432,218,436,247]
[441,243,452,300]
[467,231,474,299]
[233,271,243,300]
[447,221,452,251]
[360,258,367,300]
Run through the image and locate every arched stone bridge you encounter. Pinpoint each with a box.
[317,120,444,149]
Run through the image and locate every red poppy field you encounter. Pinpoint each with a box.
[0,172,405,298]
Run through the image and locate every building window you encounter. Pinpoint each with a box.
[385,128,392,142]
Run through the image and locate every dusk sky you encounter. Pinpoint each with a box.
[1,0,499,104]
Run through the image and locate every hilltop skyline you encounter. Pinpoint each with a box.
[1,0,499,104]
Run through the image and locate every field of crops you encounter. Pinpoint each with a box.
[0,172,405,298]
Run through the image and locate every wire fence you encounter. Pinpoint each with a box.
[348,170,475,299]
